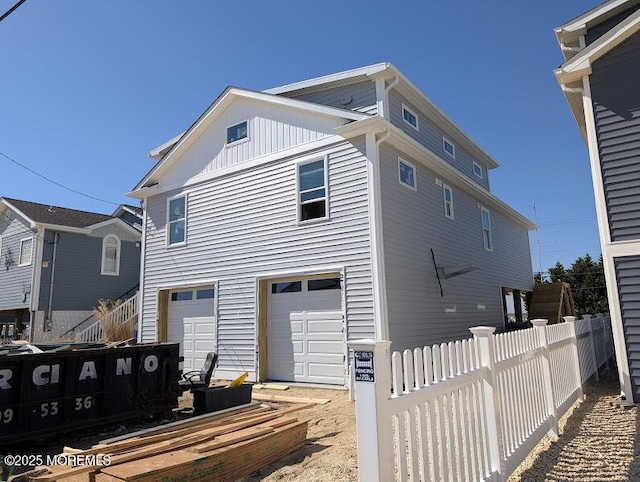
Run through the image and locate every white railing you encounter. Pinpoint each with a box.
[76,293,139,343]
[349,315,614,482]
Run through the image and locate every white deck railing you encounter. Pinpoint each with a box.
[76,293,139,343]
[349,315,614,482]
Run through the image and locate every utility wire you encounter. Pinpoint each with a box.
[0,151,120,206]
[0,0,26,23]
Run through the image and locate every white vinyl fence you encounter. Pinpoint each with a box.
[349,315,614,482]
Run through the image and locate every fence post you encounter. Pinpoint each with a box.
[563,316,585,401]
[469,326,504,482]
[578,314,599,381]
[531,319,559,437]
[348,339,393,482]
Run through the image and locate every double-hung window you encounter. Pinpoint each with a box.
[298,158,328,222]
[101,234,121,275]
[481,207,492,251]
[443,184,454,219]
[398,158,416,190]
[167,195,187,246]
[19,237,33,266]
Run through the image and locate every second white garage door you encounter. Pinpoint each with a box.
[167,287,216,373]
[267,276,344,385]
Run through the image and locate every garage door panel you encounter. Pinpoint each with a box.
[290,320,304,334]
[308,340,343,354]
[307,319,343,334]
[308,363,344,377]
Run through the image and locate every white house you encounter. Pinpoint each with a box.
[129,63,534,385]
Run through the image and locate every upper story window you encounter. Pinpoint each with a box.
[227,121,248,145]
[481,207,492,251]
[443,184,454,219]
[398,158,416,190]
[402,104,419,131]
[167,194,187,246]
[443,138,456,158]
[298,158,328,222]
[473,162,483,179]
[101,234,121,276]
[19,237,33,266]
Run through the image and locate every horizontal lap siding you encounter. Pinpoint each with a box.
[388,90,490,190]
[0,212,34,311]
[141,139,373,371]
[380,144,532,352]
[614,255,640,399]
[591,31,640,241]
[289,80,378,115]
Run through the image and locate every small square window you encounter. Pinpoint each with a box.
[402,104,419,131]
[398,158,416,190]
[443,138,456,158]
[19,237,33,266]
[443,184,454,220]
[227,121,248,144]
[167,195,187,246]
[298,158,328,222]
[473,162,483,179]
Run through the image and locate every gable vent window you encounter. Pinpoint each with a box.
[19,237,33,266]
[443,138,456,158]
[167,195,187,246]
[227,121,248,144]
[298,158,328,222]
[101,234,121,276]
[402,104,419,131]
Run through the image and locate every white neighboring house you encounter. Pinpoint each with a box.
[129,63,534,384]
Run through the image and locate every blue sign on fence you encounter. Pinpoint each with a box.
[354,351,375,382]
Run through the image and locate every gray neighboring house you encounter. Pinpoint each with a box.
[0,198,141,342]
[555,0,640,402]
[129,63,534,385]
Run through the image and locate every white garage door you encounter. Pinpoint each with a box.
[267,276,344,385]
[168,287,216,372]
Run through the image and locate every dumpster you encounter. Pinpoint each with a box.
[0,342,179,445]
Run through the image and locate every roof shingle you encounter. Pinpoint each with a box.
[2,198,113,228]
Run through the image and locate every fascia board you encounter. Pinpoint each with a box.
[263,62,390,94]
[558,0,637,42]
[131,88,369,193]
[86,218,142,238]
[149,132,186,159]
[338,117,535,230]
[36,223,91,235]
[384,65,501,170]
[0,200,36,228]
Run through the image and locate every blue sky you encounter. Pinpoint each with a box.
[0,0,603,274]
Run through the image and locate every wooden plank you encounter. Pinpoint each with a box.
[188,426,275,453]
[101,421,307,481]
[252,393,330,404]
[262,383,290,390]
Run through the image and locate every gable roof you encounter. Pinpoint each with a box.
[1,197,112,228]
[555,0,640,56]
[555,7,640,139]
[134,87,370,192]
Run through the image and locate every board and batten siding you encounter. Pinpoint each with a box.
[287,80,378,115]
[0,210,35,311]
[590,31,640,242]
[388,90,490,191]
[379,144,532,352]
[614,255,640,399]
[160,97,349,188]
[38,229,141,311]
[141,138,374,372]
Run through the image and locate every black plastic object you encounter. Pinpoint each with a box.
[178,352,218,393]
[0,342,179,445]
[192,384,252,415]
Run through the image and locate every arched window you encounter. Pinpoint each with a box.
[101,234,121,275]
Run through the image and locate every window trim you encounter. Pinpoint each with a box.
[296,156,329,224]
[481,206,493,251]
[473,161,484,179]
[443,137,456,159]
[101,234,121,276]
[443,184,454,220]
[18,237,33,267]
[166,193,188,247]
[226,120,250,147]
[398,157,417,191]
[401,103,419,131]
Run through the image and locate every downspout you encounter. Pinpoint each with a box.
[375,75,399,121]
[46,232,59,327]
[366,129,391,341]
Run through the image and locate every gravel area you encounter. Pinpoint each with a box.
[510,368,639,482]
